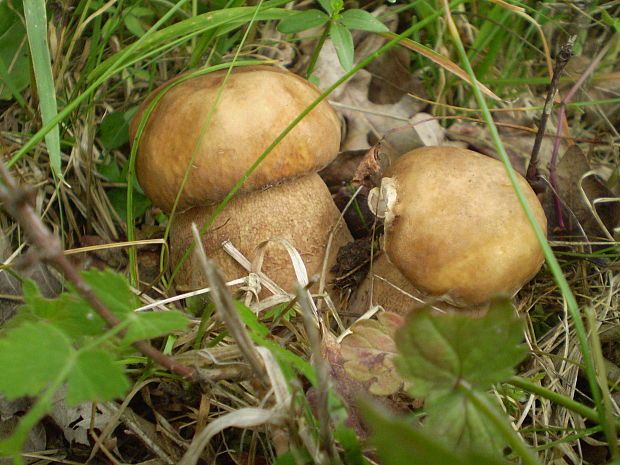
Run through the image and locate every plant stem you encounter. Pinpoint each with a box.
[306,21,331,78]
[508,376,620,432]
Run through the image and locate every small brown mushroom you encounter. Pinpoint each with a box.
[129,65,352,294]
[365,146,547,309]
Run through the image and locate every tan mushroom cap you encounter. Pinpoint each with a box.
[129,65,340,212]
[381,146,547,307]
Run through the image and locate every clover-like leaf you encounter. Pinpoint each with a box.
[396,297,526,398]
[340,312,405,395]
[80,268,139,318]
[19,279,107,339]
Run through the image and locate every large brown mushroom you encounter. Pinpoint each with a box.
[129,65,352,294]
[352,146,547,313]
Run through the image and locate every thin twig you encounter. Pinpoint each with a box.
[527,38,574,188]
[548,42,612,229]
[0,161,196,381]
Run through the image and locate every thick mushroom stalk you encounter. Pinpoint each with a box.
[129,66,352,295]
[358,146,547,310]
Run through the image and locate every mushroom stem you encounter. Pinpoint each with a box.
[170,173,353,297]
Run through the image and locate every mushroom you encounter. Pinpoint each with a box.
[129,65,352,295]
[352,146,546,313]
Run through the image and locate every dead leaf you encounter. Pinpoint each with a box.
[340,312,406,396]
[352,144,391,189]
[50,389,116,445]
[549,146,620,238]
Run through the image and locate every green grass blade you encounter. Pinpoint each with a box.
[87,2,294,83]
[8,0,191,167]
[23,0,62,178]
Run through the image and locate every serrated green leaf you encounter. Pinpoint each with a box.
[424,392,507,456]
[277,9,328,33]
[19,279,107,338]
[396,298,526,398]
[361,401,506,465]
[80,268,138,318]
[0,322,73,399]
[340,9,388,32]
[66,348,130,405]
[330,22,354,71]
[122,311,189,344]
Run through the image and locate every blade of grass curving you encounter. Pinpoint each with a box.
[87,1,294,83]
[92,9,295,83]
[508,376,620,431]
[23,0,62,179]
[169,0,468,283]
[440,0,607,448]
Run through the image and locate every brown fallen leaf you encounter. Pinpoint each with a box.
[340,311,406,396]
[352,144,391,189]
[549,145,620,239]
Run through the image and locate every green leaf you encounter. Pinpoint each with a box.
[66,348,131,405]
[0,2,29,103]
[124,13,147,38]
[423,392,508,456]
[277,9,328,33]
[316,0,333,15]
[122,311,189,345]
[80,268,139,318]
[330,22,354,71]
[340,10,388,32]
[98,111,131,150]
[23,0,62,178]
[361,401,506,465]
[19,279,107,339]
[0,322,72,399]
[395,297,526,398]
[107,187,151,222]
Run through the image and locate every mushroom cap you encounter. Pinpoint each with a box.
[380,146,547,306]
[129,65,340,212]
